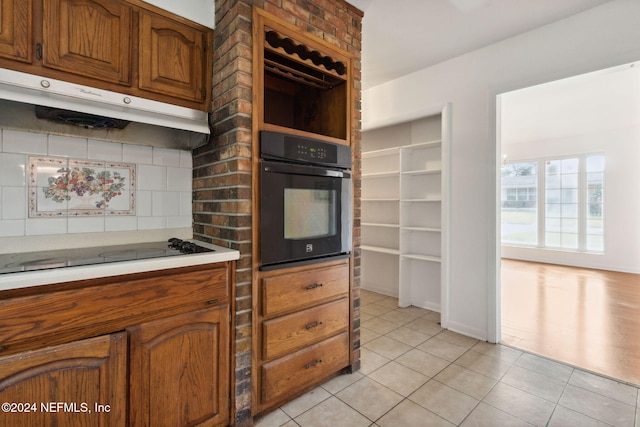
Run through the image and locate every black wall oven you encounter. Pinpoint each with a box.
[260,131,352,270]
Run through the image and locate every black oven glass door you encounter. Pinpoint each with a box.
[260,161,351,267]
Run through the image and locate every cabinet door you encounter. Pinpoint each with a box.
[0,0,32,63]
[0,333,127,427]
[138,10,208,103]
[128,307,230,427]
[42,0,132,85]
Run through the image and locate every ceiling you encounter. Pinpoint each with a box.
[348,0,614,90]
[501,62,640,146]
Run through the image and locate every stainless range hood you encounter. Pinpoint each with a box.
[0,68,211,149]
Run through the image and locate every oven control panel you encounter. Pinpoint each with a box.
[260,131,351,169]
[291,143,329,162]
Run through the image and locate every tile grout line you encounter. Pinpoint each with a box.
[275,292,640,426]
[363,295,640,426]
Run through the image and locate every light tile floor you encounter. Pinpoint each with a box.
[255,290,640,427]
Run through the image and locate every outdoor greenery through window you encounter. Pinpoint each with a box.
[501,162,538,246]
[585,155,605,251]
[501,155,604,253]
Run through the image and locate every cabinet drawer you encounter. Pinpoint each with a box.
[261,332,349,404]
[262,263,349,317]
[0,264,229,354]
[263,298,349,361]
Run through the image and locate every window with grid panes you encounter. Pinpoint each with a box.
[501,155,604,253]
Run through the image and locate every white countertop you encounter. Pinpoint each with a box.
[0,242,239,292]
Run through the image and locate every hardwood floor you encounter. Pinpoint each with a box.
[501,258,640,386]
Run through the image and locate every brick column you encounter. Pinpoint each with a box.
[193,0,361,423]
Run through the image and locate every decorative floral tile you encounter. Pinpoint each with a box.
[28,156,136,217]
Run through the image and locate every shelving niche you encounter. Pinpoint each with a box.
[361,115,447,311]
[361,147,400,296]
[261,29,349,140]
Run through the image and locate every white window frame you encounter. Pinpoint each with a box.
[501,153,604,253]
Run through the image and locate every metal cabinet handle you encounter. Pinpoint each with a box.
[305,359,322,369]
[304,283,323,291]
[305,321,323,330]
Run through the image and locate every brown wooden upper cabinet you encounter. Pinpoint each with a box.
[138,11,207,104]
[0,0,212,111]
[43,0,132,86]
[0,0,32,63]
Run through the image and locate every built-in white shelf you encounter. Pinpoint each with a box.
[363,222,401,228]
[402,169,441,176]
[361,117,448,311]
[362,171,399,179]
[401,226,441,232]
[362,146,401,159]
[402,198,442,202]
[402,254,441,262]
[361,245,400,255]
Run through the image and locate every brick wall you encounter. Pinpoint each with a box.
[193,0,362,423]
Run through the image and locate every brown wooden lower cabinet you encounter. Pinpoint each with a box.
[0,262,233,427]
[0,333,127,427]
[255,258,351,413]
[128,307,230,427]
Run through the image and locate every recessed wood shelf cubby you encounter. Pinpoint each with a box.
[262,29,348,140]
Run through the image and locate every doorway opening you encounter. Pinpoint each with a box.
[497,61,640,385]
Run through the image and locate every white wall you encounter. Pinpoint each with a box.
[361,0,640,341]
[142,0,215,28]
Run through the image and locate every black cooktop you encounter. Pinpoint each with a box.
[0,239,214,275]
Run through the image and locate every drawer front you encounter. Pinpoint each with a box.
[262,263,349,317]
[261,332,349,404]
[263,298,349,361]
[0,264,229,354]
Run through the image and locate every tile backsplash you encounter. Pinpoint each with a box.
[0,129,193,251]
[29,156,136,217]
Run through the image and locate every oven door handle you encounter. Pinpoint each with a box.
[262,162,349,178]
